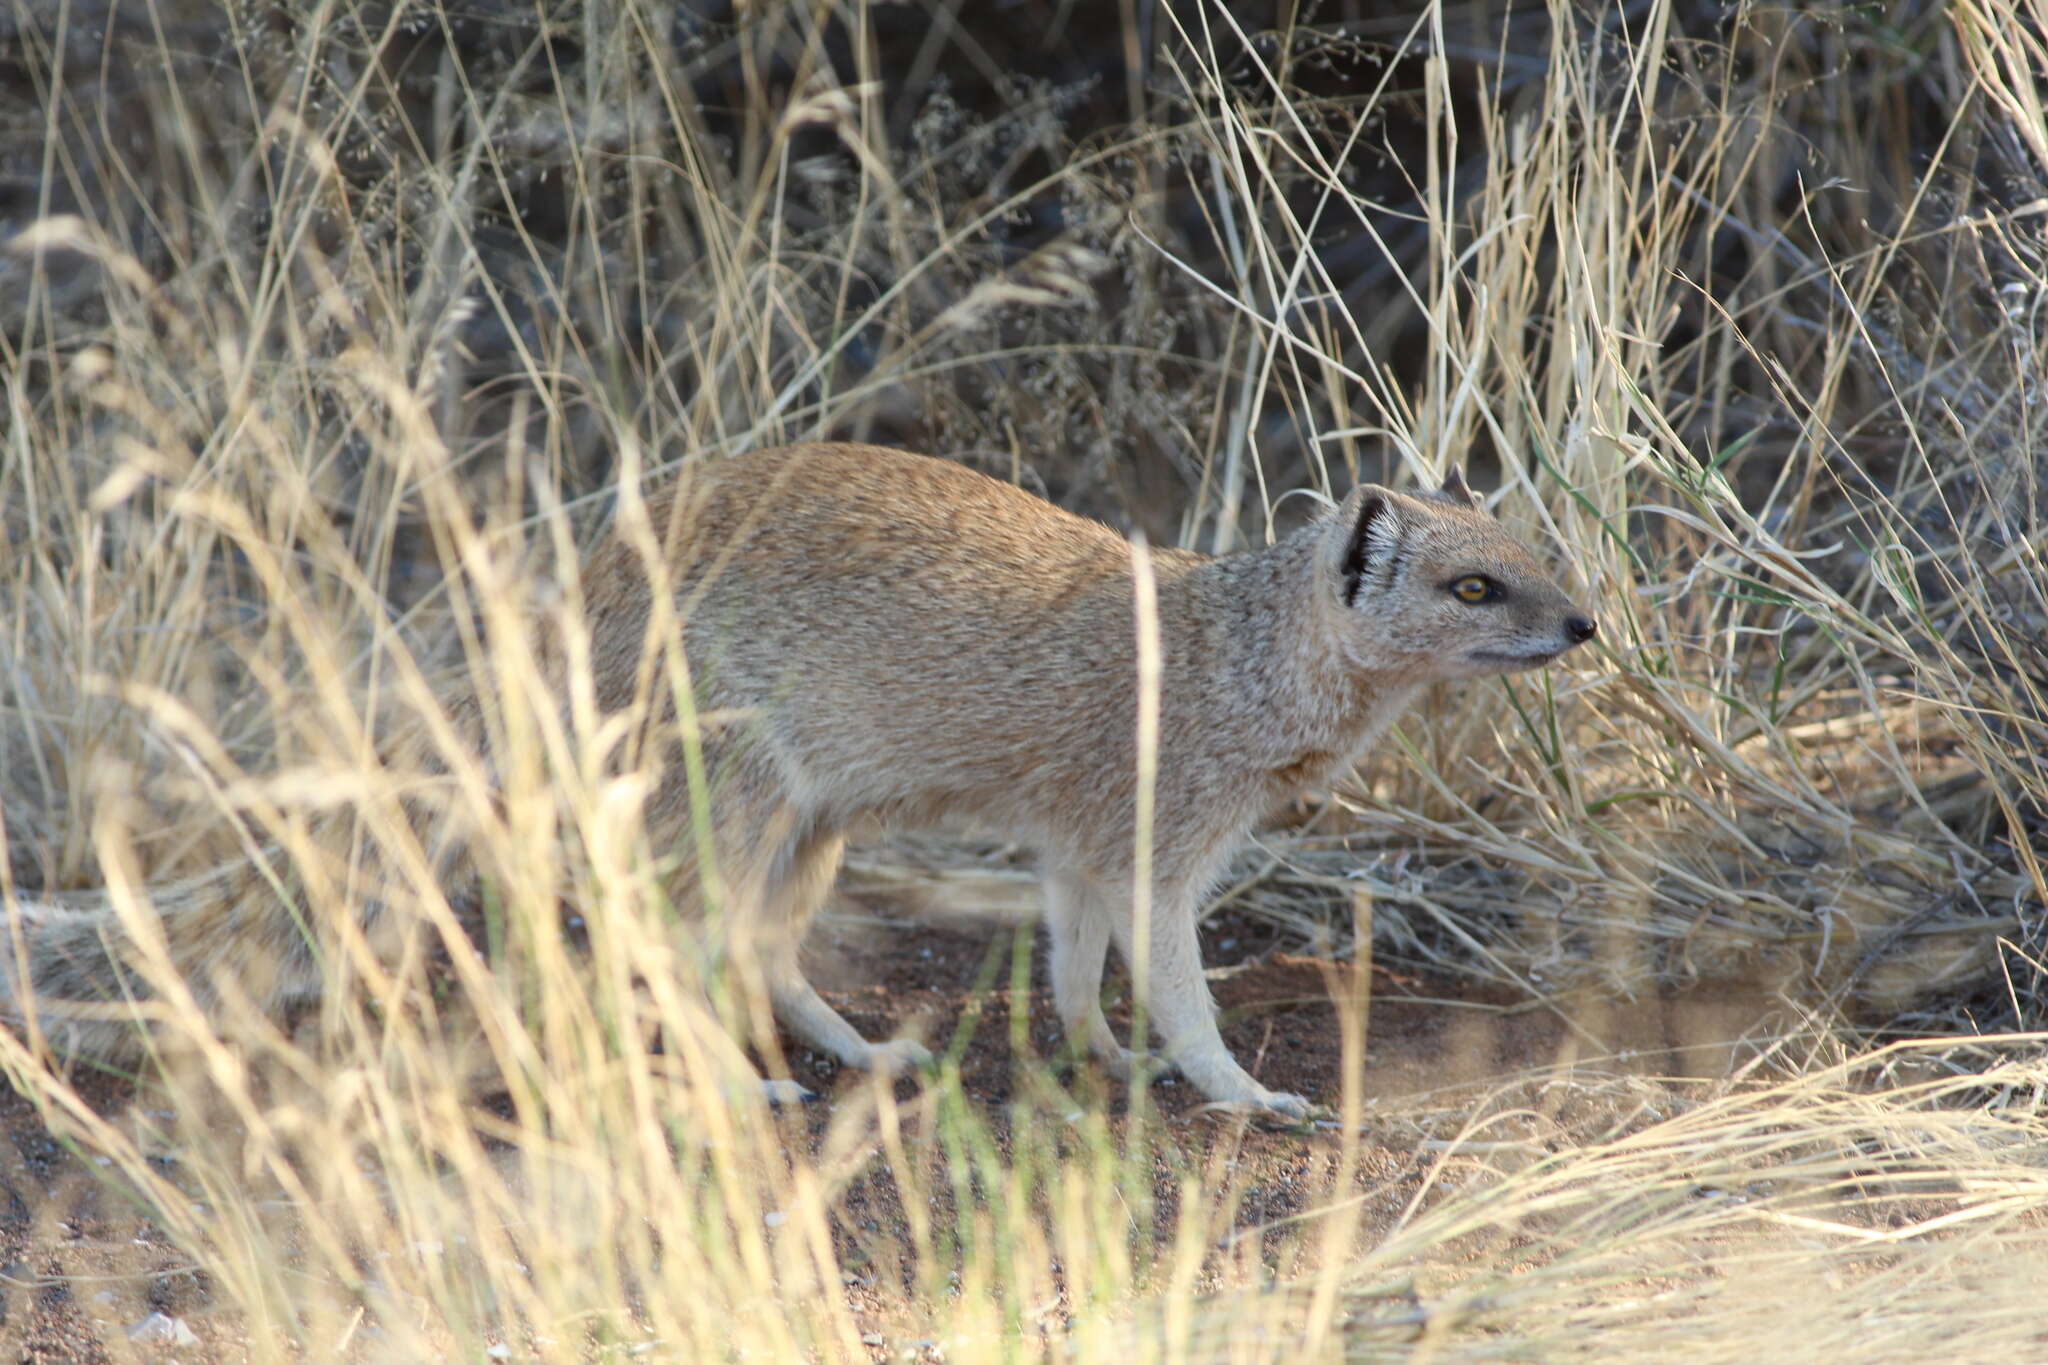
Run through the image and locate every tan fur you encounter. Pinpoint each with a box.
[2,443,1595,1115]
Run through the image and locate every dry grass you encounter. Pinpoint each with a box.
[1,0,2045,1358]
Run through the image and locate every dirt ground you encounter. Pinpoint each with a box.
[0,899,1780,1362]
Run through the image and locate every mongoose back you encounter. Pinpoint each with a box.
[4,443,1596,1115]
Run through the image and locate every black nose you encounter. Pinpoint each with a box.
[1565,614,1597,644]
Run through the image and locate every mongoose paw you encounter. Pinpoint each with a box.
[1100,1047,1164,1084]
[1254,1091,1339,1131]
[1051,1043,1157,1085]
[1196,1090,1321,1130]
[760,1078,820,1108]
[1263,1089,1314,1117]
[1258,1090,1323,1124]
[861,1038,935,1076]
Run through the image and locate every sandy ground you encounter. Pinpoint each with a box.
[0,899,1778,1361]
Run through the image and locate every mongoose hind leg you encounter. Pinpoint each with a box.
[655,772,862,1104]
[752,820,932,1077]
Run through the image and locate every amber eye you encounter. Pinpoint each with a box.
[1451,575,1496,604]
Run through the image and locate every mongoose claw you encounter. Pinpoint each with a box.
[1195,1091,1323,1130]
[863,1038,935,1076]
[760,1079,820,1108]
[1257,1091,1323,1126]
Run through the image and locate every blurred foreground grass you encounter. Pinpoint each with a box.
[0,0,2044,1357]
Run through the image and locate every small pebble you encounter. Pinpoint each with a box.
[127,1312,200,1347]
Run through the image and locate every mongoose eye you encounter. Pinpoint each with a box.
[1450,575,1498,604]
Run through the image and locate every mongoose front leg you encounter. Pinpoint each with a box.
[1044,870,1145,1078]
[1113,882,1312,1118]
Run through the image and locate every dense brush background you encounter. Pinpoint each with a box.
[0,0,2045,1359]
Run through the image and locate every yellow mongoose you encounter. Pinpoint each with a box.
[4,443,1594,1116]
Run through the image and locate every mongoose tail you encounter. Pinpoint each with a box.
[0,860,325,1064]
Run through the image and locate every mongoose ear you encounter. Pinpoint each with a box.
[1441,464,1478,505]
[1337,488,1396,607]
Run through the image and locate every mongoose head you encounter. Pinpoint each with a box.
[1320,468,1597,680]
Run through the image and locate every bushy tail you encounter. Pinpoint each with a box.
[0,859,325,1064]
